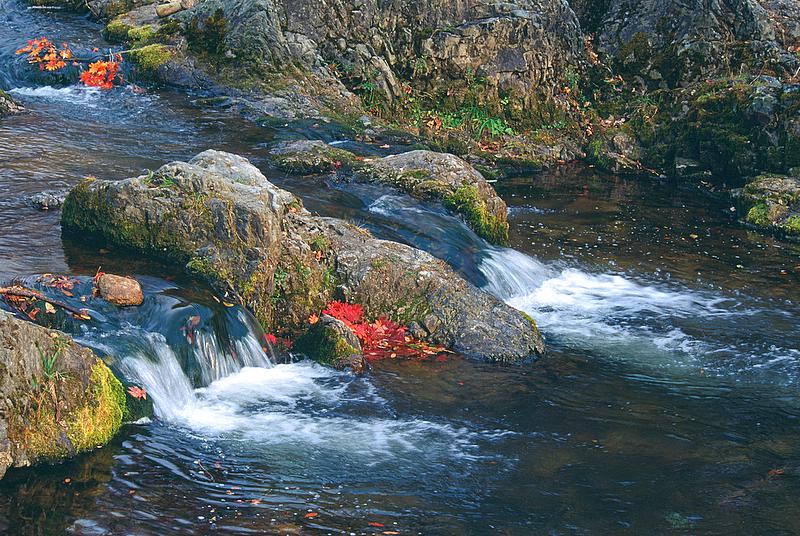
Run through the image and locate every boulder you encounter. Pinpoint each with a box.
[270,142,510,243]
[0,311,126,479]
[62,150,544,363]
[740,172,800,236]
[97,274,144,306]
[0,90,23,117]
[295,314,366,374]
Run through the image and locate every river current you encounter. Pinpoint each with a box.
[2,2,800,535]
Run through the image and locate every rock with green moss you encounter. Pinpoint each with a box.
[270,143,510,244]
[0,90,23,117]
[740,172,800,236]
[295,315,365,373]
[128,44,173,73]
[62,150,544,363]
[0,311,127,479]
[360,150,510,243]
[269,140,358,174]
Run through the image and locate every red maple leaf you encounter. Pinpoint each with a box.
[127,385,147,400]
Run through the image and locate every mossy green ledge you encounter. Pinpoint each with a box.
[740,172,800,237]
[269,142,510,244]
[0,310,126,479]
[62,150,544,363]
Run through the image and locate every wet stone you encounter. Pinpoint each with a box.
[97,274,144,306]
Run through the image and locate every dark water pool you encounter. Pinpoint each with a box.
[2,2,800,534]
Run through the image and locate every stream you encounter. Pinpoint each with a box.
[2,2,800,534]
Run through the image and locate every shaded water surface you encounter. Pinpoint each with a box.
[2,2,800,535]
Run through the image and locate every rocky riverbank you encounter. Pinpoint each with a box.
[22,0,800,237]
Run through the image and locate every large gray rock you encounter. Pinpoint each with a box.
[572,0,800,87]
[176,0,585,118]
[62,150,544,363]
[0,311,126,479]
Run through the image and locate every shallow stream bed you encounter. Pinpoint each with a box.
[1,2,800,534]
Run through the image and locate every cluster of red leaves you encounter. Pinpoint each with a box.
[321,301,446,362]
[38,273,78,297]
[15,37,73,71]
[263,332,293,352]
[16,36,123,90]
[79,60,121,90]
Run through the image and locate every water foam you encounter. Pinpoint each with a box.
[476,246,774,373]
[118,331,496,461]
[9,85,103,106]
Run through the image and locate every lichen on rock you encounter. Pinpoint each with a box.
[0,311,126,479]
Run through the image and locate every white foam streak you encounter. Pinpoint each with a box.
[9,85,102,106]
[479,247,739,364]
[120,336,485,459]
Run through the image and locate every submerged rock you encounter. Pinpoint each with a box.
[0,90,23,117]
[27,190,68,211]
[62,150,544,363]
[97,274,144,306]
[270,142,510,244]
[740,172,800,236]
[0,310,126,479]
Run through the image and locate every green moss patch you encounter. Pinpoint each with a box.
[443,184,509,244]
[128,44,173,73]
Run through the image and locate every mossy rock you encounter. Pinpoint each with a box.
[294,315,366,373]
[103,19,134,43]
[269,144,511,244]
[269,140,359,174]
[128,44,173,73]
[0,312,127,478]
[741,173,800,235]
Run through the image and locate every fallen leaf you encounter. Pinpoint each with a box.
[127,385,147,400]
[45,302,56,314]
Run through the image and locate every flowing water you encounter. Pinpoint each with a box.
[2,2,800,534]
